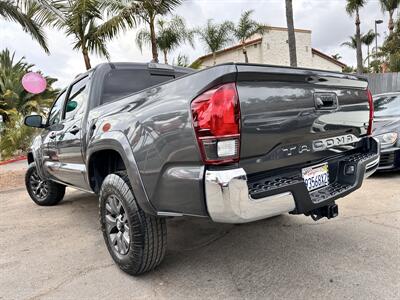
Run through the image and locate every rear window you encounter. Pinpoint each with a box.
[101,69,174,104]
[373,94,400,117]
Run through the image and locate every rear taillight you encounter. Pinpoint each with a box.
[191,82,240,165]
[367,89,374,135]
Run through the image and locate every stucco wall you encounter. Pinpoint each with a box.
[261,29,313,68]
[311,53,343,72]
[200,42,263,68]
[198,27,343,72]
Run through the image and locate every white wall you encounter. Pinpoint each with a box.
[261,29,313,68]
[198,27,343,72]
[200,42,263,67]
[311,53,343,72]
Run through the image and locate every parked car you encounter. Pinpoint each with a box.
[24,62,379,275]
[373,92,400,171]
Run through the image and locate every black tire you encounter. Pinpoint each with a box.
[99,172,167,276]
[25,162,65,206]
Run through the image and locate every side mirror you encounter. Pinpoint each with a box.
[66,100,78,112]
[24,115,44,128]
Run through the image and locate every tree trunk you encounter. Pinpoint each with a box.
[163,49,168,64]
[285,0,297,67]
[242,43,249,63]
[149,17,158,63]
[82,49,91,70]
[388,11,394,34]
[212,52,216,66]
[355,9,363,74]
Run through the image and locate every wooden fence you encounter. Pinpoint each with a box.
[365,72,400,95]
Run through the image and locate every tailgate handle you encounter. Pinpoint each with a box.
[314,93,338,110]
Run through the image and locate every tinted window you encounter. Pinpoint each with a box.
[374,95,400,117]
[101,69,174,104]
[48,90,66,125]
[65,77,89,120]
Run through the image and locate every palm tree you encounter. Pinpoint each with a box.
[285,0,297,67]
[42,0,137,70]
[341,34,358,49]
[379,17,400,71]
[345,0,367,74]
[109,0,183,63]
[196,19,234,66]
[0,0,50,53]
[136,15,193,64]
[232,10,265,63]
[362,29,378,68]
[173,54,189,67]
[379,0,400,34]
[0,48,58,123]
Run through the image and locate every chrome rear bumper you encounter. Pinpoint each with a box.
[205,138,380,224]
[205,169,296,223]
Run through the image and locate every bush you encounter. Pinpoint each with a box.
[0,114,38,160]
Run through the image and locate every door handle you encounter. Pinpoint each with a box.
[69,126,80,135]
[49,132,57,139]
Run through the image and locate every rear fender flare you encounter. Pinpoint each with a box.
[86,131,156,215]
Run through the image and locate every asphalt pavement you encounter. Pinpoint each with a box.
[0,172,399,299]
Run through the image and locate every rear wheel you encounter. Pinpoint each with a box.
[99,172,167,275]
[25,163,65,206]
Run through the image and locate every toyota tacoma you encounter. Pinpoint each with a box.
[24,62,380,275]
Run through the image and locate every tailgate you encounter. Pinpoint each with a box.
[236,64,370,175]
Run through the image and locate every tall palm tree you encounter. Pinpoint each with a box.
[379,0,400,34]
[109,0,183,63]
[345,0,367,74]
[285,0,297,67]
[136,15,193,64]
[0,0,50,53]
[232,10,265,63]
[196,19,234,66]
[41,0,136,70]
[362,29,378,68]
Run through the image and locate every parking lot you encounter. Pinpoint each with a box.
[0,170,399,300]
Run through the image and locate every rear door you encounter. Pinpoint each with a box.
[55,76,90,190]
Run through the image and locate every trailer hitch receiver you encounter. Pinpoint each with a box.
[309,204,339,221]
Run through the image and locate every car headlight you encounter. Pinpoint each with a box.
[375,132,398,148]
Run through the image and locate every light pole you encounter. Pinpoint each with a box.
[375,19,383,55]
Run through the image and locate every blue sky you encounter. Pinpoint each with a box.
[0,0,392,88]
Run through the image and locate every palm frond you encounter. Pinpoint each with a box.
[0,0,50,53]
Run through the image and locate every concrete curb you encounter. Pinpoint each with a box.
[0,156,27,166]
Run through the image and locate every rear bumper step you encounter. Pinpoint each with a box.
[205,137,379,223]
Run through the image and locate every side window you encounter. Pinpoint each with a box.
[101,69,174,104]
[48,90,66,126]
[64,77,89,120]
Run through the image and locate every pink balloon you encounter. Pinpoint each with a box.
[22,72,47,94]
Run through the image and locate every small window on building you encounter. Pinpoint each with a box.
[254,44,257,48]
[267,43,270,50]
[305,46,309,52]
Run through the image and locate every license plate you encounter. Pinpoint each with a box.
[302,163,329,191]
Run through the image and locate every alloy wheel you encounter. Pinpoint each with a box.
[105,195,131,255]
[30,170,49,200]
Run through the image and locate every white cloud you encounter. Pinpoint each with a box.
[0,0,392,89]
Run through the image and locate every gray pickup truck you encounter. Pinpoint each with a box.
[24,62,380,275]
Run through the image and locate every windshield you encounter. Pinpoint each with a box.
[373,94,400,117]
